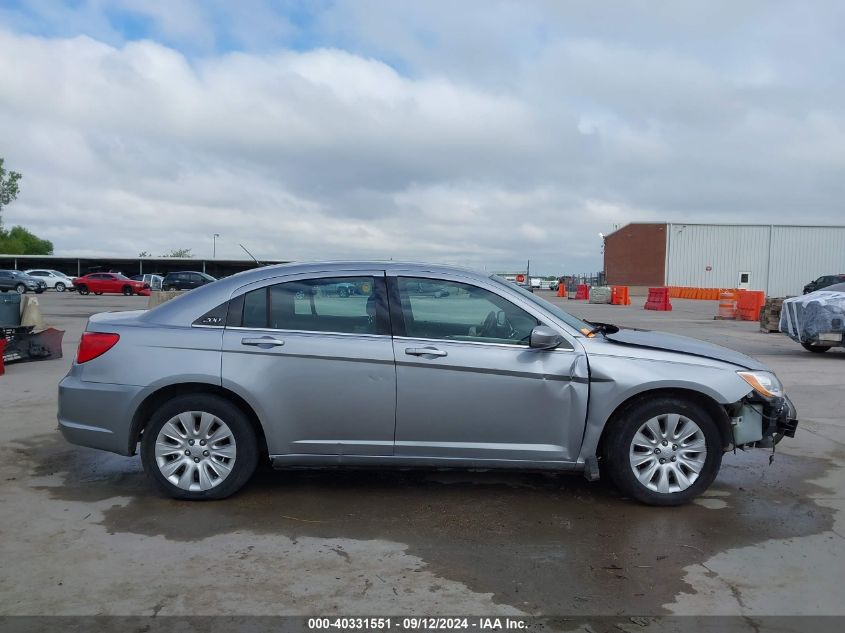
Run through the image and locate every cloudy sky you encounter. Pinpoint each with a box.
[1,1,843,273]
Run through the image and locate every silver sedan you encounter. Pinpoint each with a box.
[58,261,798,505]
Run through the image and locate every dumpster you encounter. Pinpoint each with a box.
[0,292,22,327]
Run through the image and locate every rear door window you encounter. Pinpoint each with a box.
[240,276,388,335]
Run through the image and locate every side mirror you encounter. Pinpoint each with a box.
[529,325,563,350]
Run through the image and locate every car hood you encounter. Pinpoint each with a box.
[603,328,767,370]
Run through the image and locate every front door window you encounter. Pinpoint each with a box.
[395,277,538,345]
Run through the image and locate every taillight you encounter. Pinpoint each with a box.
[76,332,120,363]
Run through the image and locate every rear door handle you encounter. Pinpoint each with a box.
[242,336,285,347]
[405,347,447,357]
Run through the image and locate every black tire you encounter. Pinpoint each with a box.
[122,285,133,296]
[601,396,722,506]
[94,291,103,295]
[141,394,258,500]
[55,282,66,292]
[35,288,44,294]
[15,283,26,294]
[338,287,349,298]
[163,284,171,291]
[77,285,89,295]
[801,342,832,353]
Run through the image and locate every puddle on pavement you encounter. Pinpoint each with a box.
[6,433,838,615]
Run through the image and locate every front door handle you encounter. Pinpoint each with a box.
[405,347,447,357]
[242,336,285,347]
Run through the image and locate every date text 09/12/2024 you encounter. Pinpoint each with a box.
[307,617,528,630]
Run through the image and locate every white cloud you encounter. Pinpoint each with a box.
[1,1,844,273]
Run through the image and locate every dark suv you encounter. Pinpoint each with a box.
[0,269,47,294]
[803,274,845,294]
[162,271,216,291]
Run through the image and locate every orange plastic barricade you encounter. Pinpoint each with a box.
[557,283,565,297]
[644,287,672,311]
[736,290,766,321]
[610,285,631,305]
[574,284,590,300]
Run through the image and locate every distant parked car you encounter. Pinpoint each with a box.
[0,269,47,294]
[131,274,164,291]
[24,269,75,292]
[335,281,358,297]
[162,271,216,291]
[803,274,845,294]
[782,282,845,354]
[407,280,450,298]
[73,273,149,296]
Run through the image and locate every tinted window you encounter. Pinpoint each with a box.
[396,277,539,345]
[241,276,387,335]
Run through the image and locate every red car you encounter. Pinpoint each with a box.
[73,273,150,296]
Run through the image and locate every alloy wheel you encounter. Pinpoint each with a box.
[154,411,237,492]
[629,413,707,494]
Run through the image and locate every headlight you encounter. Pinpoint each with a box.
[737,370,784,398]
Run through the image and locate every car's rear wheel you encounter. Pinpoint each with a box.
[122,285,133,296]
[801,342,832,353]
[141,394,258,500]
[602,396,722,505]
[77,285,89,295]
[15,283,26,294]
[55,282,66,292]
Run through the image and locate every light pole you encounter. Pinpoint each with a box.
[213,233,220,259]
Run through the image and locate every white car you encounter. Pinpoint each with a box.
[24,269,75,292]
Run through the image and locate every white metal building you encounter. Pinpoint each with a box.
[604,223,845,296]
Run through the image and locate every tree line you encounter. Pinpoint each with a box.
[0,157,53,255]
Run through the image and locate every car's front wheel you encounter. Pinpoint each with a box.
[55,282,66,292]
[602,397,722,505]
[15,283,26,294]
[122,285,133,296]
[77,285,89,295]
[141,394,259,500]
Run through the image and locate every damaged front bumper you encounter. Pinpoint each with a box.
[729,394,798,449]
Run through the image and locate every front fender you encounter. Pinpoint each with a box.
[578,353,752,461]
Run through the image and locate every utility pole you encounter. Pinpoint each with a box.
[213,233,219,258]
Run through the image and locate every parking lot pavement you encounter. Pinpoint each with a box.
[0,291,843,617]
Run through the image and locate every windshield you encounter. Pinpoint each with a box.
[488,274,591,333]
